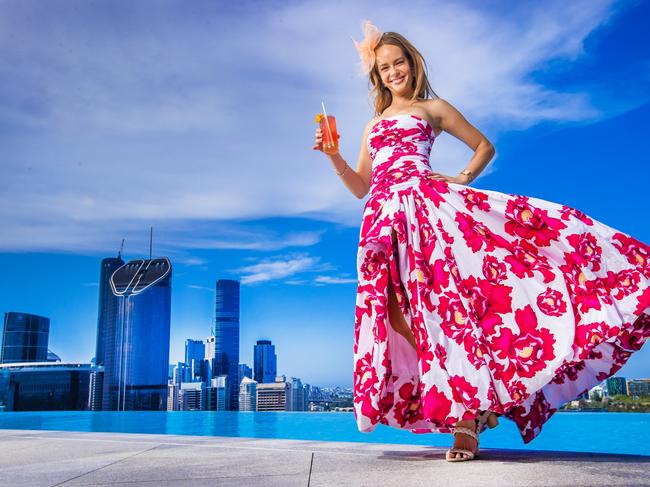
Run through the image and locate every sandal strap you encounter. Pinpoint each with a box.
[452,426,478,441]
[447,447,476,456]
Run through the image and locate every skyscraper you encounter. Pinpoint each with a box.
[94,256,125,367]
[185,339,205,382]
[239,376,257,411]
[1,312,50,364]
[212,279,240,410]
[238,363,252,384]
[90,254,125,411]
[103,257,172,411]
[253,340,277,384]
[606,376,627,397]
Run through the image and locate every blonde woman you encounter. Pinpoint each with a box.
[313,20,650,462]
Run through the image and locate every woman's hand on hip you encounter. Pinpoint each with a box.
[427,172,470,185]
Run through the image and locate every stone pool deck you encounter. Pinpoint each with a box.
[0,429,649,486]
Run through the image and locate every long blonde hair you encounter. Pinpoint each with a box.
[367,32,438,116]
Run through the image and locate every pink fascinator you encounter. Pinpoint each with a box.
[351,19,383,76]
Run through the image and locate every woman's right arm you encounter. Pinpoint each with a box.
[313,119,375,199]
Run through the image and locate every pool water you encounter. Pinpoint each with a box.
[1,411,648,456]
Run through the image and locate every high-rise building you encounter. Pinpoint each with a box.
[239,376,257,411]
[205,375,229,410]
[212,279,240,410]
[185,339,204,365]
[94,256,125,368]
[256,376,291,411]
[627,379,650,398]
[103,257,172,411]
[179,382,204,411]
[167,383,179,411]
[90,254,125,411]
[606,376,627,397]
[238,363,252,385]
[185,339,205,382]
[0,362,91,411]
[253,340,277,384]
[1,312,50,364]
[287,376,306,411]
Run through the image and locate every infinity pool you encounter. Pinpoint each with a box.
[1,411,648,456]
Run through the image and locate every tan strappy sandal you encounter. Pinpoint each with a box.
[446,411,499,462]
[446,424,480,462]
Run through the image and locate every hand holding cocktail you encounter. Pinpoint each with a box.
[312,101,340,155]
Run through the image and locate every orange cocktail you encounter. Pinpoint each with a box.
[315,113,339,155]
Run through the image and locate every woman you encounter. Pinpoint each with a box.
[312,20,650,462]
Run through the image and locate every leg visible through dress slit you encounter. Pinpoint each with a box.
[387,229,418,351]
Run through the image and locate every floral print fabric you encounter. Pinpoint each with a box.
[353,114,650,443]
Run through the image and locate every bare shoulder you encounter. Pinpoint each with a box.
[422,97,455,118]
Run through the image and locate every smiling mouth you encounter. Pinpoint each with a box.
[391,77,405,84]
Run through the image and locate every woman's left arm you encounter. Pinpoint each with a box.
[426,98,495,185]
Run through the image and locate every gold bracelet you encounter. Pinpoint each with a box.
[459,169,474,182]
[336,162,349,176]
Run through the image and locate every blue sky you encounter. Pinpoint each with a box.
[0,0,648,387]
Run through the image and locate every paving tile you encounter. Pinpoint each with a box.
[0,429,648,487]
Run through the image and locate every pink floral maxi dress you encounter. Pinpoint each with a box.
[353,114,650,443]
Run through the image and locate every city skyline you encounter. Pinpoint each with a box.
[1,0,649,387]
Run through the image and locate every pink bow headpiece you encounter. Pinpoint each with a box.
[351,20,383,76]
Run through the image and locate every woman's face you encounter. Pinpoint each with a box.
[375,44,413,97]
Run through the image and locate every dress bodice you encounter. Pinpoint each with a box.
[367,114,436,194]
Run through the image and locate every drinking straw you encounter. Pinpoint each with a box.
[321,101,334,147]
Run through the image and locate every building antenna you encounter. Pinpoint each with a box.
[149,226,153,260]
[118,238,125,259]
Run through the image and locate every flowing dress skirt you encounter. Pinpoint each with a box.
[353,175,650,443]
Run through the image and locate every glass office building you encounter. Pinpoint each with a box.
[1,312,50,364]
[606,376,627,396]
[254,339,277,384]
[212,279,240,410]
[103,257,172,411]
[0,362,91,411]
[94,256,124,368]
[184,339,205,383]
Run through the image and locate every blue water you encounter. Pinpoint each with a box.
[0,411,648,456]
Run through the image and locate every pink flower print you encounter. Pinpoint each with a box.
[448,375,481,410]
[504,196,567,247]
[421,384,453,424]
[394,382,422,427]
[456,212,511,253]
[504,239,555,283]
[536,288,568,317]
[434,343,448,370]
[438,292,470,345]
[575,321,620,360]
[559,205,595,226]
[482,254,508,284]
[460,187,491,212]
[491,305,557,379]
[354,351,380,397]
[612,232,650,274]
[566,233,603,272]
[360,249,388,281]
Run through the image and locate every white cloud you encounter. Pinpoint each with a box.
[185,284,213,292]
[0,0,635,254]
[314,275,357,284]
[232,253,335,284]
